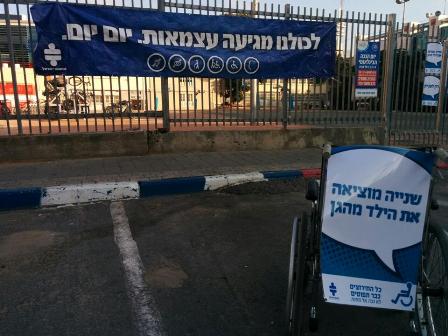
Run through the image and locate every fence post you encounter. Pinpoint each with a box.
[250,0,258,125]
[282,4,291,130]
[381,14,396,145]
[436,39,448,131]
[4,0,23,135]
[158,0,170,131]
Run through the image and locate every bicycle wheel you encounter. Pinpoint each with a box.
[418,221,448,336]
[286,213,309,336]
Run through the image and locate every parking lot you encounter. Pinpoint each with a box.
[1,177,447,336]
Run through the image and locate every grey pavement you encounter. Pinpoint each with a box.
[0,148,322,188]
[0,203,135,336]
[3,178,446,335]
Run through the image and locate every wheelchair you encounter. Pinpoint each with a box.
[286,145,448,336]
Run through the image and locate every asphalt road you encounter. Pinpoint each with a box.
[0,177,447,336]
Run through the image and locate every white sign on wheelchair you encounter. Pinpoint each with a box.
[321,146,433,311]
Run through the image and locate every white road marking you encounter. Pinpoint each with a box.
[110,201,163,336]
[437,200,448,207]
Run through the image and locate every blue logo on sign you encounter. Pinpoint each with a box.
[188,55,206,74]
[391,282,413,307]
[168,54,186,73]
[329,282,337,296]
[226,57,242,74]
[147,53,166,72]
[207,56,224,74]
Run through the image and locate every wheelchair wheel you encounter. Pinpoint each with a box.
[416,222,448,336]
[286,213,309,336]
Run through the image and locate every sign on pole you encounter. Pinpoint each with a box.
[31,3,336,78]
[321,146,434,311]
[422,42,443,106]
[355,41,380,98]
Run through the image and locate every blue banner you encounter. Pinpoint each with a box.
[355,41,380,98]
[31,3,336,79]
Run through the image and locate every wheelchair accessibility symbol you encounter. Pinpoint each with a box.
[207,56,224,74]
[391,282,413,307]
[226,57,242,74]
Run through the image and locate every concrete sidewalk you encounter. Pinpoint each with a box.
[0,148,322,189]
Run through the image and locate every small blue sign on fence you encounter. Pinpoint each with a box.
[355,41,380,98]
[422,42,443,107]
[31,3,336,79]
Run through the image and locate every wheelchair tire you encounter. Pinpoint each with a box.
[416,220,448,336]
[309,315,318,332]
[286,213,309,336]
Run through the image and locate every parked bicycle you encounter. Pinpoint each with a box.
[105,100,131,119]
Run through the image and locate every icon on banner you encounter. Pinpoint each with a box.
[391,282,413,307]
[226,57,242,74]
[207,56,225,74]
[329,282,337,296]
[168,54,187,73]
[188,55,206,74]
[244,57,260,75]
[147,53,166,72]
[44,43,62,67]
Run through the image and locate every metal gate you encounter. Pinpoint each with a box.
[7,0,443,146]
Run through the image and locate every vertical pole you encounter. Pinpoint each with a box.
[158,0,170,131]
[402,1,406,27]
[4,0,23,135]
[250,0,258,125]
[381,14,397,145]
[282,4,291,129]
[436,39,448,131]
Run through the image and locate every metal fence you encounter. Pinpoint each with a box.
[2,0,448,147]
[388,19,448,146]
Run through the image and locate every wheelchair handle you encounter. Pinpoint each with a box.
[322,144,332,159]
[435,148,448,163]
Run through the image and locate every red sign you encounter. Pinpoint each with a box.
[357,70,377,87]
[0,83,35,96]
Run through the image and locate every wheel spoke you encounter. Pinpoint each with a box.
[423,232,448,336]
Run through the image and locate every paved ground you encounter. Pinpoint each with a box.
[1,176,447,336]
[0,148,321,188]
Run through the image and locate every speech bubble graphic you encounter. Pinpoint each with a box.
[426,42,443,66]
[322,149,431,273]
[423,76,440,99]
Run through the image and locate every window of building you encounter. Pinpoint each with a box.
[179,77,193,86]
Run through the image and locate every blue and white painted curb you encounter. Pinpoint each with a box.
[0,170,303,211]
